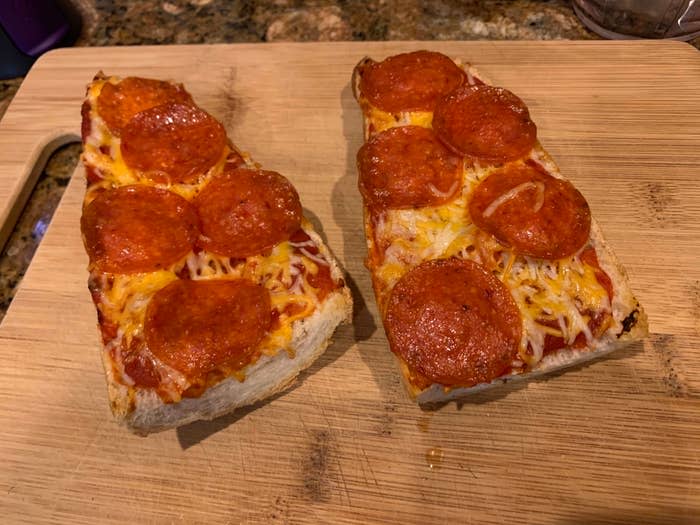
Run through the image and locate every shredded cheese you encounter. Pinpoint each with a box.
[365,105,614,371]
[363,100,433,136]
[85,75,336,399]
[483,181,545,217]
[83,77,229,201]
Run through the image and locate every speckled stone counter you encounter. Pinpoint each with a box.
[0,0,698,321]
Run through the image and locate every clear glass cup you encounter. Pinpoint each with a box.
[573,0,700,40]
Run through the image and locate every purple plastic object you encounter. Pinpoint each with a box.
[0,0,71,57]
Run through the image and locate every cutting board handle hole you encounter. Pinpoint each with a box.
[0,134,80,322]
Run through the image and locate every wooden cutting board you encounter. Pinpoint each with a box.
[0,41,699,525]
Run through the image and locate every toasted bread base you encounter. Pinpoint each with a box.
[413,306,647,406]
[99,227,352,435]
[396,218,648,406]
[353,53,648,405]
[119,288,352,435]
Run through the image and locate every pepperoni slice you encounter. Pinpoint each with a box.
[385,258,522,387]
[122,344,161,389]
[145,279,271,378]
[120,102,227,184]
[433,85,537,162]
[357,126,463,210]
[80,185,199,273]
[194,167,302,258]
[360,50,467,113]
[468,161,591,259]
[97,77,193,135]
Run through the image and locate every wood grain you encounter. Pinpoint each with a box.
[0,41,699,524]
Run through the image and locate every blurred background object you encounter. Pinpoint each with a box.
[0,0,82,79]
[573,0,700,40]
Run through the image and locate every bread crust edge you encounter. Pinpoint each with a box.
[352,53,649,405]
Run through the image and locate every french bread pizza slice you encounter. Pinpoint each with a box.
[352,50,647,404]
[80,74,352,434]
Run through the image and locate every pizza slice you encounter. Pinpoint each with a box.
[80,74,352,434]
[352,50,648,404]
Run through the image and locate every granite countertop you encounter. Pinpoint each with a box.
[0,0,698,321]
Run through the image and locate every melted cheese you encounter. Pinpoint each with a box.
[84,75,335,399]
[100,269,179,345]
[363,96,614,372]
[505,255,610,365]
[83,77,230,202]
[95,234,325,394]
[375,192,475,290]
[363,100,433,136]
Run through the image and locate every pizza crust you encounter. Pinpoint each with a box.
[83,75,353,434]
[353,53,649,405]
[413,220,648,406]
[120,287,352,435]
[99,231,352,435]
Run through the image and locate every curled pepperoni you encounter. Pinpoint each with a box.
[80,185,199,274]
[433,85,537,162]
[97,77,193,135]
[121,102,226,184]
[385,258,522,387]
[359,50,467,113]
[194,167,302,258]
[144,279,271,378]
[357,126,463,210]
[468,161,591,259]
